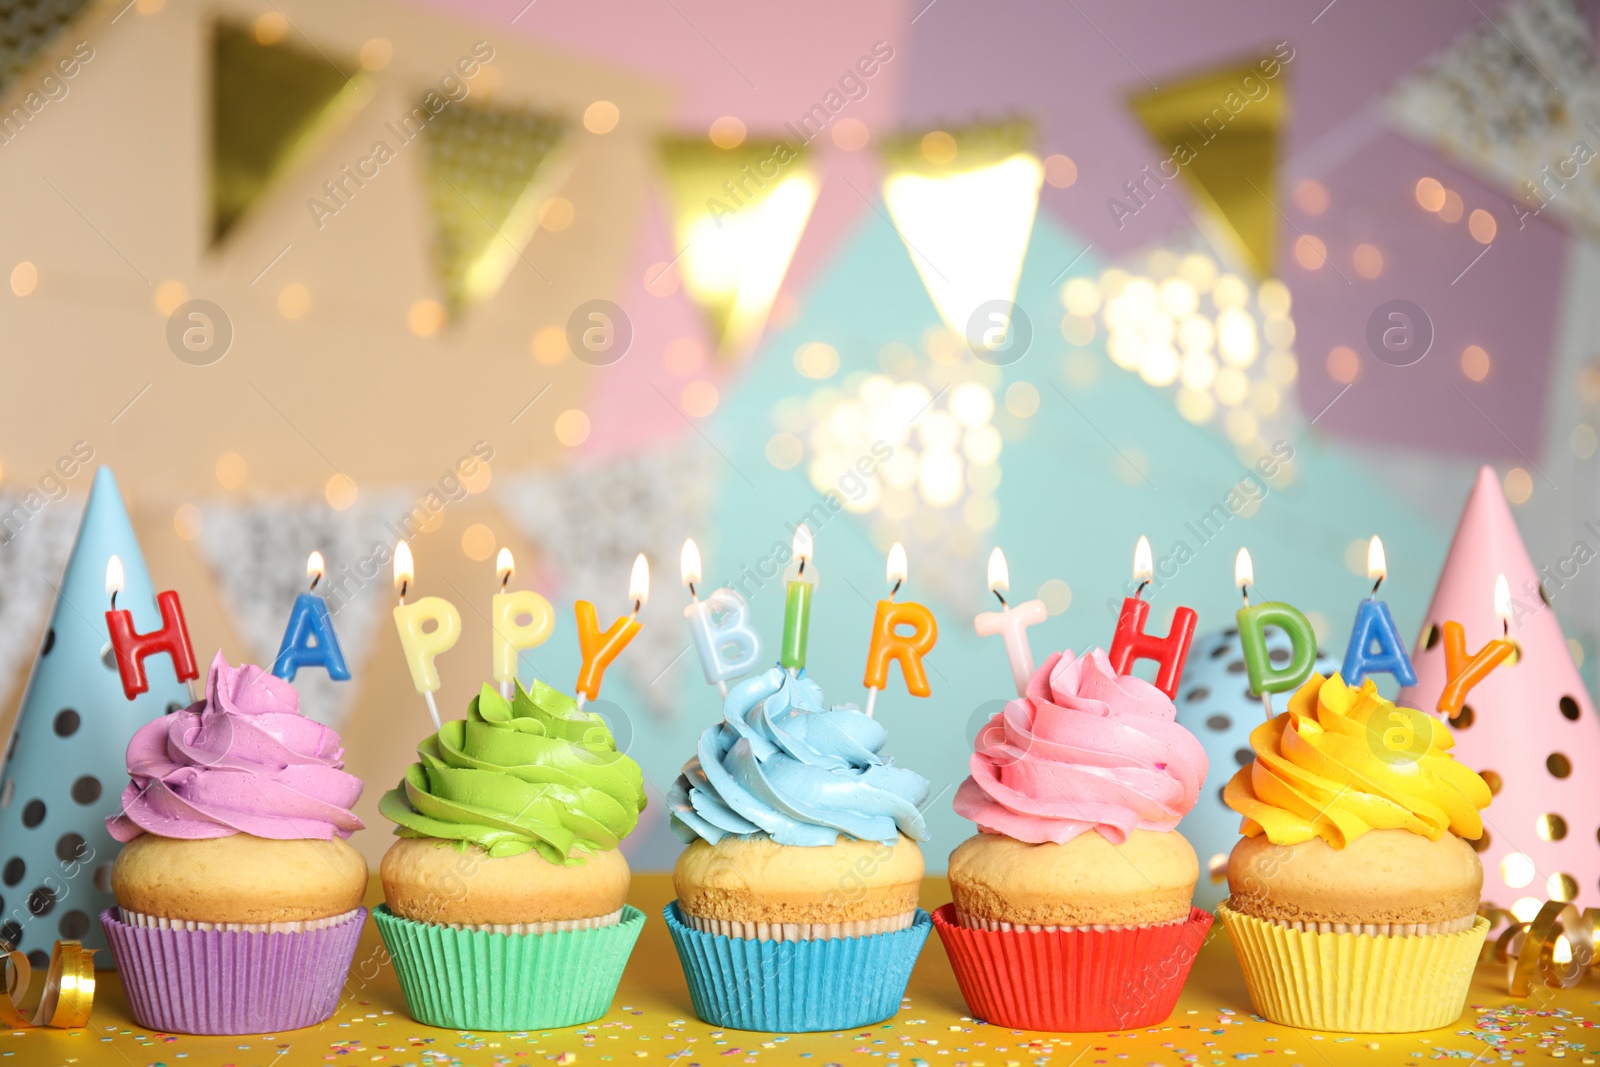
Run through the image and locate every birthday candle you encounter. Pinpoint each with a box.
[1437,573,1516,715]
[491,548,554,698]
[1107,535,1197,699]
[973,547,1046,697]
[780,525,815,673]
[574,554,649,704]
[1233,547,1317,719]
[680,538,762,696]
[1340,537,1417,688]
[272,551,351,683]
[104,554,199,701]
[392,540,461,730]
[862,542,938,717]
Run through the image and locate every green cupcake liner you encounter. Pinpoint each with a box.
[374,904,645,1030]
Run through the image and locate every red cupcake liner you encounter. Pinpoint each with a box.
[932,903,1213,1032]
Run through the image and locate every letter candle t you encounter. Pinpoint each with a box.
[973,547,1047,697]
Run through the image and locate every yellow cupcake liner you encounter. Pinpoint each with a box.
[1217,903,1488,1033]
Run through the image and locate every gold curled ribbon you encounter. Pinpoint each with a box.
[0,941,95,1028]
[1492,901,1599,996]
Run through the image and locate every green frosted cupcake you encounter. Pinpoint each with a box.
[375,679,647,1030]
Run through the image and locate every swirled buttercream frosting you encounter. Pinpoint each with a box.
[667,667,930,847]
[107,652,364,843]
[1224,672,1490,848]
[953,648,1208,845]
[379,679,646,864]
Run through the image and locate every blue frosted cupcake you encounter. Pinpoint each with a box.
[664,667,932,1032]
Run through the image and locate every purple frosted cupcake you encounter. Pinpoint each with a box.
[99,653,367,1035]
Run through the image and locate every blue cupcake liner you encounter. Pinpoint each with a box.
[663,901,931,1032]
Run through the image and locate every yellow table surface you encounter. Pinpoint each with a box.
[16,875,1598,1066]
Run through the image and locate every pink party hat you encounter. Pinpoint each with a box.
[1399,466,1596,912]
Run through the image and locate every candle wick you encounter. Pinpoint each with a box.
[688,581,698,599]
[1370,576,1383,597]
[309,574,321,592]
[890,579,902,598]
[992,588,1007,608]
[501,575,510,591]
[1503,619,1509,638]
[399,579,408,603]
[1135,579,1150,599]
[797,558,806,578]
[1240,585,1251,607]
[110,591,117,610]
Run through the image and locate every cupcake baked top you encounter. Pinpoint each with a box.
[666,666,930,847]
[953,648,1207,845]
[107,652,364,843]
[1223,672,1491,848]
[379,679,646,865]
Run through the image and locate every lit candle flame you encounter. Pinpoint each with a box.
[986,546,1010,596]
[105,555,125,599]
[681,538,702,590]
[629,553,650,610]
[1367,536,1386,584]
[887,542,907,588]
[496,547,514,586]
[1494,573,1511,630]
[1133,536,1153,585]
[394,540,414,598]
[1234,547,1254,590]
[307,551,325,585]
[792,524,813,566]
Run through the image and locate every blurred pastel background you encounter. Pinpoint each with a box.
[0,0,1592,883]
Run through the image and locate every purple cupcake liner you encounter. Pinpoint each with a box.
[100,907,365,1035]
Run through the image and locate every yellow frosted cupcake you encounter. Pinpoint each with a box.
[1219,673,1493,1033]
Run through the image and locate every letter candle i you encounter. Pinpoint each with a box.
[780,525,815,676]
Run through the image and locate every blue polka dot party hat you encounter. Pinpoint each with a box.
[1175,627,1338,911]
[0,467,191,969]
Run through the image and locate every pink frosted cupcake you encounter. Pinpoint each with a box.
[99,653,367,1035]
[934,648,1213,1031]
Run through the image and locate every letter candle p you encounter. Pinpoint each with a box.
[392,540,461,731]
